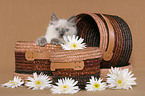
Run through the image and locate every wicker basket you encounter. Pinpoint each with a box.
[76,13,133,68]
[14,13,133,88]
[15,41,61,75]
[50,47,102,89]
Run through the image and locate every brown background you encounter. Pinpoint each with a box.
[0,0,145,96]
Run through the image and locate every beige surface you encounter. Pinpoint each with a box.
[0,0,145,96]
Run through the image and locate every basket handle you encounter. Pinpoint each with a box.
[50,61,84,71]
[25,50,50,61]
[101,14,115,61]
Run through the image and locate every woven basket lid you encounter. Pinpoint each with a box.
[50,47,102,62]
[76,13,132,68]
[15,41,62,52]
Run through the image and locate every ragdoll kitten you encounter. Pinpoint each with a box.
[36,13,77,46]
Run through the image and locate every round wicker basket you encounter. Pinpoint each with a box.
[76,13,133,68]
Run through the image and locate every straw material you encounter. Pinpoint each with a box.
[15,41,61,52]
[50,47,102,89]
[13,64,131,81]
[98,14,124,67]
[15,41,102,89]
[76,13,108,55]
[50,47,102,62]
[110,15,133,67]
[52,58,101,77]
[14,13,133,89]
[76,13,133,68]
[15,41,61,75]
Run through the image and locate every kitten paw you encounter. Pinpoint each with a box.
[36,36,47,47]
[51,38,61,45]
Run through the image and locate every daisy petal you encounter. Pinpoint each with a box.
[85,77,107,91]
[106,67,137,90]
[1,76,24,88]
[61,35,86,50]
[50,78,79,94]
[25,72,52,90]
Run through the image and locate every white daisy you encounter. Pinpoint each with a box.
[61,35,86,50]
[50,77,80,94]
[25,72,52,90]
[107,67,122,77]
[106,67,137,90]
[1,76,24,88]
[85,76,107,91]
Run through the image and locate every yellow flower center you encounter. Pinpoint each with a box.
[117,80,122,84]
[94,83,100,89]
[72,44,77,48]
[63,85,67,88]
[10,81,15,84]
[36,80,41,85]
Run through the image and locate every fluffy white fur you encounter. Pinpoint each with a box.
[45,19,77,43]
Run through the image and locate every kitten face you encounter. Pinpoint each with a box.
[45,14,77,43]
[52,19,77,38]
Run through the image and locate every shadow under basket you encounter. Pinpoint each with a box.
[76,13,133,68]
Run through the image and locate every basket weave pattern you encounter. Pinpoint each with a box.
[76,13,132,68]
[14,13,133,90]
[50,47,102,62]
[15,41,61,75]
[50,47,102,89]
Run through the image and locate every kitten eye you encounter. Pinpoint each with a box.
[55,28,59,31]
[65,28,69,32]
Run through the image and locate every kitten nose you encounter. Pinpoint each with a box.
[60,30,64,37]
[60,31,64,37]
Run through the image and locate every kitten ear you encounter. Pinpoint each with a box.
[51,13,58,22]
[68,16,76,24]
